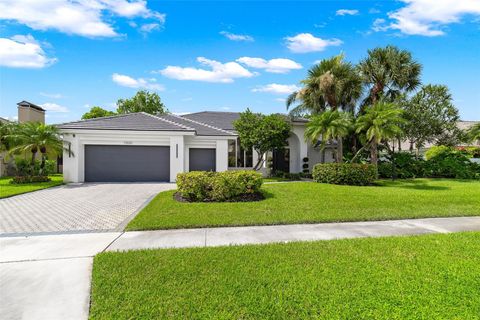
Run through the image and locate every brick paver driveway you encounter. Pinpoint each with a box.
[0,183,175,236]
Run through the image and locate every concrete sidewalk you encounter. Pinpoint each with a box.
[1,216,480,320]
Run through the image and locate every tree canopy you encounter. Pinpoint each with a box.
[358,45,422,106]
[286,54,362,116]
[402,84,459,151]
[82,106,116,120]
[233,109,291,170]
[116,90,167,115]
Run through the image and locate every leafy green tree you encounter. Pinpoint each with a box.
[287,53,362,116]
[355,101,405,165]
[116,90,167,115]
[305,110,352,163]
[402,84,460,152]
[233,109,292,170]
[81,106,116,120]
[7,123,68,175]
[358,46,421,105]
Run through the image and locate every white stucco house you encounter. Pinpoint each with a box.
[59,111,334,183]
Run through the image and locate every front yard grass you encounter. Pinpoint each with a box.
[90,232,480,319]
[127,179,480,231]
[0,174,64,198]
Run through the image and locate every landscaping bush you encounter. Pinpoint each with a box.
[312,163,377,186]
[14,158,56,176]
[424,149,480,179]
[211,171,263,201]
[378,152,426,179]
[176,171,215,201]
[176,170,263,202]
[378,147,480,180]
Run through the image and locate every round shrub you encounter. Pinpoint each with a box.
[177,170,263,202]
[312,163,377,186]
[176,171,215,201]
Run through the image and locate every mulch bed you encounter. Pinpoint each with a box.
[174,192,265,203]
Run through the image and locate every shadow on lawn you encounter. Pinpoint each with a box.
[377,179,450,191]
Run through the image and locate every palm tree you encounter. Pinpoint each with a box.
[305,110,352,163]
[7,122,67,175]
[0,121,16,152]
[467,123,480,143]
[358,45,421,106]
[355,101,405,165]
[286,53,363,116]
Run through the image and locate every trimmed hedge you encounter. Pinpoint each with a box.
[177,170,263,202]
[312,163,377,186]
[10,176,51,184]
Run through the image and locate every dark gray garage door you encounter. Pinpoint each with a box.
[85,145,170,182]
[189,148,216,171]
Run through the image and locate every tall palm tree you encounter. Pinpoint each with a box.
[355,101,405,165]
[286,53,363,116]
[358,45,421,106]
[287,54,362,160]
[8,122,67,175]
[305,110,352,163]
[467,123,480,143]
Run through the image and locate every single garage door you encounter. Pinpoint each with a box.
[189,148,216,171]
[85,145,170,182]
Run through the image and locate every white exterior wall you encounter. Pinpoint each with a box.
[61,129,232,183]
[215,140,228,172]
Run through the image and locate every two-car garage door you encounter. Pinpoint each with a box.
[84,145,170,182]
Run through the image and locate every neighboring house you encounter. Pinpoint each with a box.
[58,111,334,183]
[398,120,480,152]
[0,101,46,177]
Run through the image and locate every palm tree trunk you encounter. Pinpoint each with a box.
[337,137,343,163]
[371,140,378,165]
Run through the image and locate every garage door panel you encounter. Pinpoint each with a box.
[85,145,170,182]
[189,148,216,172]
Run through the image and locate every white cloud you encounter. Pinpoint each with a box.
[275,98,286,102]
[112,73,164,91]
[372,18,390,32]
[158,57,256,83]
[336,9,359,16]
[40,102,69,113]
[0,0,165,38]
[285,33,343,53]
[252,84,300,95]
[379,0,480,36]
[40,92,63,99]
[140,23,161,33]
[220,31,254,42]
[0,35,56,68]
[236,57,302,74]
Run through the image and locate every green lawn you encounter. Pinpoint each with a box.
[90,232,480,319]
[127,179,480,231]
[0,174,64,198]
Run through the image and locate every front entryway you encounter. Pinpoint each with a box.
[272,148,290,173]
[84,145,170,182]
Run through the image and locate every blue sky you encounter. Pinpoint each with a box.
[1,0,479,123]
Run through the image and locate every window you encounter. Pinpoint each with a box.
[228,138,253,168]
